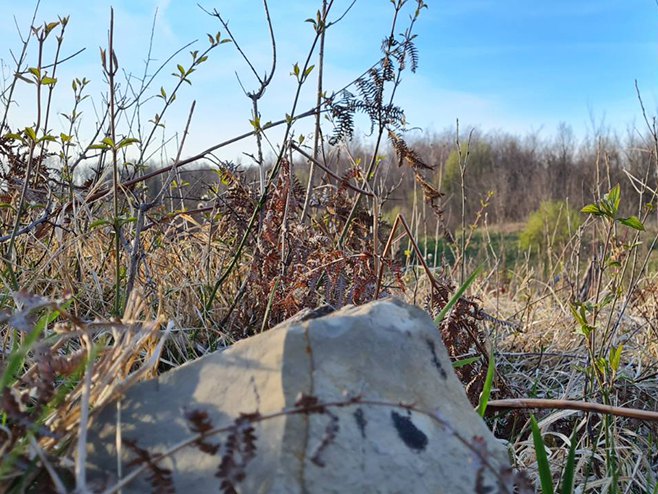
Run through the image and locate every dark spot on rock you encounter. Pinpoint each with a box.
[354,408,367,438]
[391,411,428,452]
[300,305,335,321]
[425,339,447,379]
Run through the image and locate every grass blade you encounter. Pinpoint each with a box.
[531,415,555,494]
[559,426,578,494]
[476,350,495,417]
[0,307,60,391]
[434,265,482,325]
[452,355,480,368]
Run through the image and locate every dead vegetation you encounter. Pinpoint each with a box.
[1,1,658,493]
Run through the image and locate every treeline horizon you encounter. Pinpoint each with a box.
[137,122,658,235]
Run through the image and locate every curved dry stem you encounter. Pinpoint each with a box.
[488,398,658,422]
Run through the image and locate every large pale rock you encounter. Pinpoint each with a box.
[86,298,512,493]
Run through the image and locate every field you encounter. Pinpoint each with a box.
[1,2,658,493]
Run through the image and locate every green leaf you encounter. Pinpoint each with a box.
[569,303,586,326]
[41,76,57,86]
[5,132,24,142]
[102,137,115,147]
[24,127,37,141]
[16,73,35,84]
[598,292,614,309]
[118,216,137,226]
[89,219,112,229]
[580,203,601,215]
[170,180,190,189]
[476,351,495,417]
[177,64,185,76]
[594,357,607,378]
[605,184,621,216]
[117,137,140,149]
[434,265,483,324]
[0,306,61,391]
[28,67,41,79]
[38,134,57,143]
[559,427,578,494]
[304,65,315,77]
[45,21,60,35]
[452,355,480,368]
[575,324,595,338]
[618,215,644,231]
[531,415,555,494]
[609,345,623,373]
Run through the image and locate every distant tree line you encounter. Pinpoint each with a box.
[134,123,657,237]
[339,124,658,232]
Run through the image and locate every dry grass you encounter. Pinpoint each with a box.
[2,2,658,493]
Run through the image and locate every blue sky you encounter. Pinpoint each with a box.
[1,1,657,162]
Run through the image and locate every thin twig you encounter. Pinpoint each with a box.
[0,199,54,243]
[29,436,67,494]
[125,101,197,299]
[487,398,658,422]
[301,0,329,222]
[290,143,373,197]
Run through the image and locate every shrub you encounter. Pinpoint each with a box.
[443,141,494,195]
[519,199,580,254]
